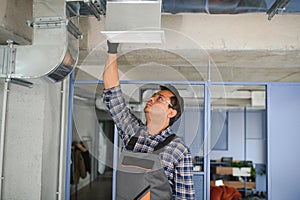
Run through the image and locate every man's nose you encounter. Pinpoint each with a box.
[148,96,156,103]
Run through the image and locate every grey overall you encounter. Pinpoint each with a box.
[116,134,176,200]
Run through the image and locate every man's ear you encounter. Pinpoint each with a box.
[168,109,177,119]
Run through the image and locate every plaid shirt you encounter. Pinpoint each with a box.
[103,86,195,199]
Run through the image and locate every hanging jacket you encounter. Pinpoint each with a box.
[72,148,87,185]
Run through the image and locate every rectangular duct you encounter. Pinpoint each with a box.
[101,0,165,43]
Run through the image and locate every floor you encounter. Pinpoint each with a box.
[70,175,112,200]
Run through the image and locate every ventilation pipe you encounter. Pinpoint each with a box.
[161,0,298,16]
[0,0,79,83]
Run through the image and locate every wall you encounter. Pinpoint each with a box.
[174,108,204,156]
[210,110,266,164]
[0,80,64,199]
[268,84,300,200]
[41,81,68,200]
[179,108,266,164]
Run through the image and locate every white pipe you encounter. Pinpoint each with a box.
[57,79,67,200]
[0,79,9,199]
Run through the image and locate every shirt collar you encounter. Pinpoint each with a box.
[149,127,173,143]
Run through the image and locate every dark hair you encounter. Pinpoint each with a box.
[169,96,183,126]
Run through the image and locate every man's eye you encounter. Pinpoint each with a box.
[158,97,163,101]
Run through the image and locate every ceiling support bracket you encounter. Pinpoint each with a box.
[85,1,102,20]
[0,40,33,88]
[28,17,65,29]
[67,20,83,39]
[267,0,291,20]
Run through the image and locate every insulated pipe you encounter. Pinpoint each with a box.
[57,79,67,200]
[0,79,9,199]
[0,0,78,82]
[161,0,268,14]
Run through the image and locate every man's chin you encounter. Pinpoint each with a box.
[144,106,150,113]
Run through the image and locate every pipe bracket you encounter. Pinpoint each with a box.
[0,40,16,77]
[33,17,65,29]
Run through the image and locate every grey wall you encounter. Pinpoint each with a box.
[0,80,67,200]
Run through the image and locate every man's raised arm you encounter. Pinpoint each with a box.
[103,41,119,89]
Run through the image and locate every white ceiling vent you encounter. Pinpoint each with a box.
[251,91,266,107]
[101,0,165,43]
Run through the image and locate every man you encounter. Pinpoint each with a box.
[103,41,195,199]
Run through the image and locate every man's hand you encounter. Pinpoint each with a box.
[107,40,119,54]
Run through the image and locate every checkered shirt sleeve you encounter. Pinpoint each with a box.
[103,86,148,142]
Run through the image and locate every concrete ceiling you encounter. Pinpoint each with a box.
[76,13,300,82]
[0,0,32,45]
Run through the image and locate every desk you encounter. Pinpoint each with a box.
[212,166,255,192]
[210,181,255,189]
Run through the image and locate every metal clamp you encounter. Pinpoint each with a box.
[30,17,65,29]
[0,40,16,76]
[267,0,290,20]
[67,20,83,39]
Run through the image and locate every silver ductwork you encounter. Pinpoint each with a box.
[102,0,165,43]
[0,0,79,83]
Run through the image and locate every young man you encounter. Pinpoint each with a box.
[103,42,195,199]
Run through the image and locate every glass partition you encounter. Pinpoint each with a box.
[210,84,267,199]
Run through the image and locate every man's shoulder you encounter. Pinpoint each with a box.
[167,135,190,155]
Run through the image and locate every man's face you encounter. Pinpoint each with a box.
[144,90,176,133]
[144,90,174,114]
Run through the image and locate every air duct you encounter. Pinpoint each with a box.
[101,0,165,44]
[0,0,79,83]
[161,0,299,15]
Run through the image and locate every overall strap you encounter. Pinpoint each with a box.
[126,136,138,151]
[126,134,177,151]
[154,134,176,151]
